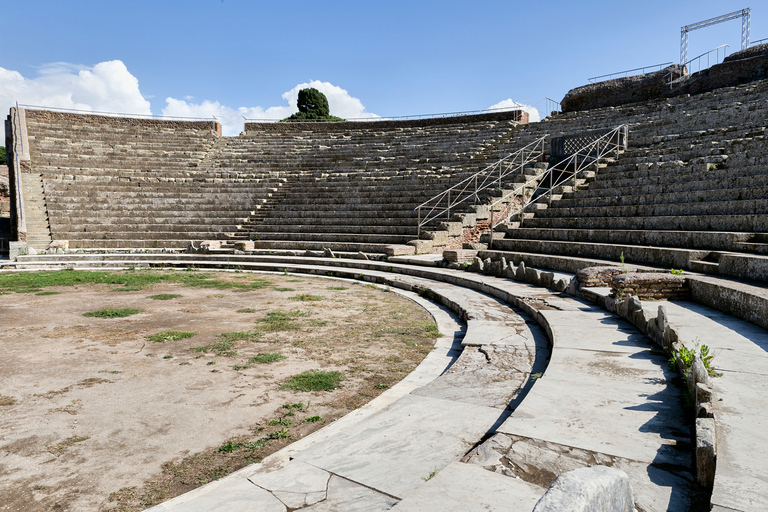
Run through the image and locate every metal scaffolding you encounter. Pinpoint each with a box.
[680,8,751,65]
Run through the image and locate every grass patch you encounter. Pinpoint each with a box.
[304,416,324,423]
[271,287,295,292]
[112,287,143,292]
[191,339,238,357]
[35,291,60,296]
[47,436,89,456]
[326,286,348,291]
[0,396,18,406]
[268,418,292,426]
[288,294,324,302]
[236,308,257,313]
[0,269,272,294]
[83,308,142,318]
[147,293,182,300]
[255,310,309,332]
[147,330,196,343]
[232,352,286,370]
[281,370,343,392]
[384,320,440,338]
[218,330,261,343]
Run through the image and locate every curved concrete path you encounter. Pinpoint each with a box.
[2,253,697,511]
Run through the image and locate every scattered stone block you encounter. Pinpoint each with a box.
[533,465,635,512]
[200,240,221,252]
[525,267,541,285]
[611,273,689,301]
[233,241,255,251]
[437,221,463,237]
[48,240,69,251]
[421,230,449,246]
[516,261,526,281]
[462,242,487,250]
[443,249,477,263]
[383,244,415,257]
[696,418,716,489]
[355,251,369,260]
[408,239,434,255]
[323,248,335,258]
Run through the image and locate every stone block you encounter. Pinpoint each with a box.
[421,230,449,246]
[525,267,541,285]
[9,241,27,259]
[516,261,526,281]
[323,247,336,258]
[48,240,69,251]
[532,465,635,512]
[463,242,487,250]
[200,240,221,252]
[408,239,434,255]
[355,251,369,260]
[383,244,415,257]
[233,241,255,251]
[443,249,477,263]
[437,221,463,237]
[695,418,716,489]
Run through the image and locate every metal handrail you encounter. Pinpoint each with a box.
[245,105,528,123]
[588,62,674,83]
[18,104,215,122]
[682,44,729,73]
[486,125,628,244]
[414,135,547,237]
[749,37,768,46]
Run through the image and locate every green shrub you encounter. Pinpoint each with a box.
[147,330,196,343]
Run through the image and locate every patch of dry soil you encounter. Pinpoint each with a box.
[0,272,438,512]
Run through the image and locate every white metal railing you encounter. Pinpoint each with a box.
[485,125,628,246]
[414,136,547,237]
[19,104,215,122]
[588,62,674,84]
[681,44,730,74]
[244,106,528,124]
[749,37,768,46]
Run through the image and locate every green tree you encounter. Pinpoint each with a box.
[0,146,6,166]
[281,88,345,122]
[298,88,329,117]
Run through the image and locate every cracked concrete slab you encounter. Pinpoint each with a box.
[393,461,545,511]
[301,476,398,511]
[249,460,330,509]
[145,475,285,512]
[293,393,503,499]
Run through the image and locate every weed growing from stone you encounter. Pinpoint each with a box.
[83,308,142,318]
[670,269,685,275]
[281,370,343,392]
[147,330,196,343]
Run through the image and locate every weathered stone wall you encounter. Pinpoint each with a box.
[0,165,9,216]
[561,43,768,113]
[561,65,685,113]
[244,110,527,133]
[24,109,220,133]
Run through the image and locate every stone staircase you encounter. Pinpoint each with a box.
[20,172,52,250]
[479,78,768,276]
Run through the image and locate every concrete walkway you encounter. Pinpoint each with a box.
[641,300,768,512]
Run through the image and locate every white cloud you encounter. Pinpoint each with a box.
[163,79,379,136]
[0,60,151,140]
[485,99,541,123]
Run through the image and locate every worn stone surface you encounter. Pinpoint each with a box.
[532,466,635,512]
[394,461,545,511]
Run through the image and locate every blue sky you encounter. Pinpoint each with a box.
[2,1,766,137]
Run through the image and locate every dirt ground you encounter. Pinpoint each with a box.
[0,271,438,512]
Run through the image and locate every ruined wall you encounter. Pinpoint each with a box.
[561,43,768,113]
